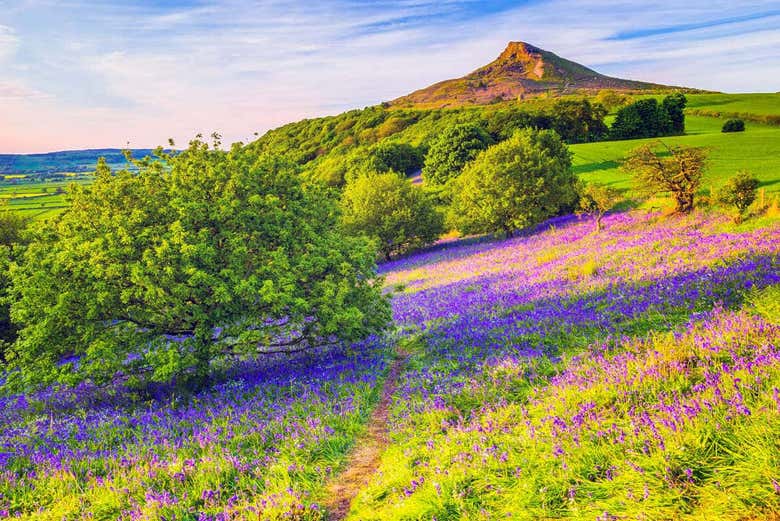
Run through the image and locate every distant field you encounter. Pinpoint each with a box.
[0,179,91,219]
[685,92,780,117]
[572,115,780,199]
[0,148,158,176]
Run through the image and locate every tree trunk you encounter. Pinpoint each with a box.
[595,214,603,233]
[674,192,695,214]
[186,328,212,391]
[504,225,514,239]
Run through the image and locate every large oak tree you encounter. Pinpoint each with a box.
[5,139,390,390]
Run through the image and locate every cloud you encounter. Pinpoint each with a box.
[0,79,49,100]
[607,10,780,40]
[0,0,778,152]
[0,24,18,60]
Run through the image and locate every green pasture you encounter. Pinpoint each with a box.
[685,92,780,116]
[0,179,90,219]
[572,115,780,198]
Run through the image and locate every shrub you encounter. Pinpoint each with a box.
[341,171,444,260]
[369,142,423,176]
[5,142,390,391]
[623,142,707,214]
[422,123,493,186]
[717,171,760,214]
[595,89,628,112]
[577,183,621,232]
[722,119,745,133]
[450,129,577,237]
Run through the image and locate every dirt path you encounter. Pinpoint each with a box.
[321,348,408,520]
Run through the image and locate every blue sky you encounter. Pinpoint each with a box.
[1,0,778,153]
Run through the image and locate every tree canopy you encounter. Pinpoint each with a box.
[422,123,493,186]
[548,99,608,144]
[577,183,621,232]
[4,140,390,391]
[717,171,760,214]
[341,171,443,260]
[610,94,687,140]
[369,142,424,176]
[0,209,28,352]
[623,142,708,214]
[451,129,577,237]
[662,93,687,134]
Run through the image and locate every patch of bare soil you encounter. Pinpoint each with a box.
[321,349,408,520]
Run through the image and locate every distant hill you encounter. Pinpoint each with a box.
[392,41,693,108]
[0,148,160,176]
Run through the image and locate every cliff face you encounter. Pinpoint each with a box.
[392,41,678,108]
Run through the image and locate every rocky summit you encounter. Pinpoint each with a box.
[392,41,681,107]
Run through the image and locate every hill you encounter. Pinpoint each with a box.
[3,210,778,519]
[0,148,158,177]
[0,148,166,220]
[392,41,688,108]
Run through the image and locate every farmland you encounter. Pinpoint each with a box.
[572,115,780,196]
[0,179,85,219]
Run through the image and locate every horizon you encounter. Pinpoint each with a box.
[1,0,779,154]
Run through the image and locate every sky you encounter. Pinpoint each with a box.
[1,0,779,153]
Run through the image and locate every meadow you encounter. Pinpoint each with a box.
[684,93,780,123]
[0,179,87,220]
[1,92,779,520]
[573,115,780,197]
[574,93,780,199]
[353,210,780,520]
[0,338,390,519]
[1,208,778,519]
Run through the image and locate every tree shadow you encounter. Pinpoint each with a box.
[573,160,620,174]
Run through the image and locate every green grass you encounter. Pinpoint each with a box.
[572,115,780,198]
[0,179,91,219]
[685,93,780,117]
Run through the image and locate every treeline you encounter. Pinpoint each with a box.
[610,93,686,140]
[251,94,687,187]
[250,99,609,164]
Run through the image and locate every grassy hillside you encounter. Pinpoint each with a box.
[686,93,780,117]
[573,115,780,196]
[3,210,777,519]
[352,211,780,520]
